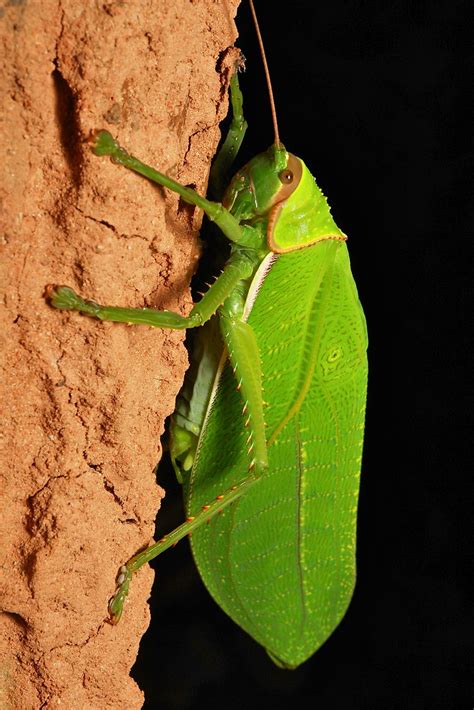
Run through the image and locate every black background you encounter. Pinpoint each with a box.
[133,1,471,707]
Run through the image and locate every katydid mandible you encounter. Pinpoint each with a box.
[47,1,368,668]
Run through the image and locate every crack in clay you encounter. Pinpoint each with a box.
[83,455,139,520]
[52,60,83,188]
[182,122,220,169]
[75,205,150,242]
[66,388,91,453]
[27,473,71,503]
[97,468,127,510]
[55,349,138,517]
[1,610,29,629]
[55,4,66,54]
[39,620,107,665]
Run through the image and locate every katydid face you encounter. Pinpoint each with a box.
[223,145,301,221]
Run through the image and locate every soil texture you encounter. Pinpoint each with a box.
[0,1,240,707]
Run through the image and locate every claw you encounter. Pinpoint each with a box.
[91,129,119,157]
[108,564,132,624]
[45,284,81,310]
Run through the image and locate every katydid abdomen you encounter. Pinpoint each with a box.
[186,240,368,668]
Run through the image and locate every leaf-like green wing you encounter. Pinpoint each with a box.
[186,240,368,668]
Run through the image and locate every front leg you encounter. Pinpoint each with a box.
[209,71,248,199]
[92,131,262,251]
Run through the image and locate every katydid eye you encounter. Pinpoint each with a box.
[278,169,294,184]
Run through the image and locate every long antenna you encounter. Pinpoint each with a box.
[248,0,281,147]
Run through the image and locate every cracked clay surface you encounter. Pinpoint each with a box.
[0,1,240,707]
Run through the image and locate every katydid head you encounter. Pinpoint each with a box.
[223,147,345,253]
[222,145,302,222]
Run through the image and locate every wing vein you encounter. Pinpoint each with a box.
[295,416,308,641]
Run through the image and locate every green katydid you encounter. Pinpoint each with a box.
[47,0,367,669]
